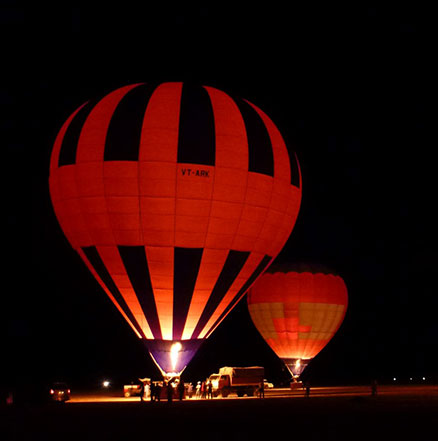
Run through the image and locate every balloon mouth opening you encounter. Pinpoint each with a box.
[283,358,310,378]
[144,339,204,377]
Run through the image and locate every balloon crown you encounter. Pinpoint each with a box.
[265,262,340,276]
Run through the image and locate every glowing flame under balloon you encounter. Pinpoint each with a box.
[170,342,182,372]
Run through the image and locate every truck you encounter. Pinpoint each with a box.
[123,383,142,397]
[123,378,151,398]
[208,366,264,397]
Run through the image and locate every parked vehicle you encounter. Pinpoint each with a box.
[123,384,142,397]
[208,366,264,397]
[50,382,70,402]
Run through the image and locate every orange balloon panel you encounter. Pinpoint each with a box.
[49,82,302,375]
[247,265,348,376]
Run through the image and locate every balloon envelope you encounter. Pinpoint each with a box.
[247,264,348,377]
[49,82,302,376]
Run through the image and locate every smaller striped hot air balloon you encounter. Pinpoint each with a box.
[247,263,348,378]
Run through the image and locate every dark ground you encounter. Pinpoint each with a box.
[2,393,437,441]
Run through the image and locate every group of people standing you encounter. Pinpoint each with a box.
[139,379,190,403]
[139,380,159,402]
[192,380,213,399]
[139,379,216,402]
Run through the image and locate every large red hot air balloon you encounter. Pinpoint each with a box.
[247,264,348,378]
[49,82,301,377]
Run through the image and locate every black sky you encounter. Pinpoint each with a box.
[3,4,435,388]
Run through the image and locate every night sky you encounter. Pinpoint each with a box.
[3,5,434,389]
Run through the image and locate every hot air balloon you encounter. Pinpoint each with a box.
[49,82,302,378]
[247,264,348,379]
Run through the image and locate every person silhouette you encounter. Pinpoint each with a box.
[305,382,310,398]
[258,381,265,398]
[139,382,145,402]
[207,381,213,399]
[150,382,155,401]
[371,379,378,396]
[167,381,173,403]
[178,380,185,401]
[155,382,162,401]
[145,381,150,401]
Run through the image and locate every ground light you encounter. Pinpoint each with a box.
[102,380,110,388]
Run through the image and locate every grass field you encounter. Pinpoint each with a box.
[2,391,437,440]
